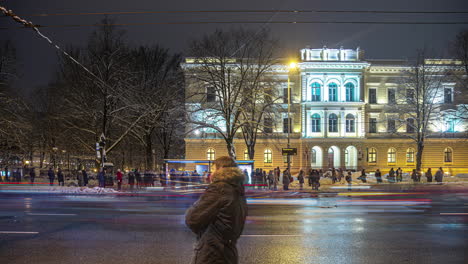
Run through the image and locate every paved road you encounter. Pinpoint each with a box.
[1,183,467,264]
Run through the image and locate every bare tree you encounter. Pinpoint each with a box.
[391,51,449,172]
[186,28,279,159]
[450,29,468,121]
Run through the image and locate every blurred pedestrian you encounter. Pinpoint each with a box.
[135,169,142,188]
[82,169,89,186]
[128,169,135,191]
[4,166,9,182]
[282,168,291,190]
[396,167,403,182]
[411,169,418,183]
[77,169,84,186]
[29,167,36,185]
[337,168,344,183]
[242,169,249,184]
[267,170,274,190]
[57,168,64,186]
[47,167,55,186]
[297,168,304,190]
[262,170,267,189]
[375,169,382,183]
[116,169,123,191]
[98,168,106,188]
[358,169,367,183]
[186,156,247,264]
[426,168,433,183]
[311,169,320,191]
[387,168,395,183]
[331,168,337,184]
[435,167,444,183]
[346,170,352,190]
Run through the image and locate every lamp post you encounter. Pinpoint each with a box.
[287,62,297,173]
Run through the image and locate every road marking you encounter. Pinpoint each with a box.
[0,231,39,234]
[27,213,77,216]
[440,213,468,215]
[241,235,303,237]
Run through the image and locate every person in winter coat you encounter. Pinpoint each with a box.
[128,170,135,191]
[426,168,433,183]
[435,167,444,183]
[311,169,320,191]
[411,169,418,183]
[396,167,403,182]
[48,168,55,186]
[267,170,274,190]
[82,170,89,186]
[98,168,106,188]
[345,170,353,190]
[57,168,64,186]
[185,156,247,264]
[135,169,142,188]
[29,167,36,185]
[357,169,367,183]
[375,169,382,183]
[4,167,9,182]
[116,169,123,191]
[387,168,395,183]
[282,168,291,190]
[297,169,305,190]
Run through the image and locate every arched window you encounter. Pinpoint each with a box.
[345,83,355,102]
[311,149,317,163]
[311,113,321,132]
[329,113,338,132]
[207,148,215,161]
[311,82,321,101]
[328,83,338,102]
[387,147,396,163]
[444,147,453,162]
[345,149,349,164]
[264,149,272,163]
[345,114,355,133]
[406,148,415,163]
[368,147,377,163]
[244,149,249,160]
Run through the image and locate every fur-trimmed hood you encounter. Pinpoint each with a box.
[211,167,245,184]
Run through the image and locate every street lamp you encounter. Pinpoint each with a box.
[287,61,297,173]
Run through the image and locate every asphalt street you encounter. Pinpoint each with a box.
[0,183,467,264]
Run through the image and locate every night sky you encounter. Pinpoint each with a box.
[2,0,468,93]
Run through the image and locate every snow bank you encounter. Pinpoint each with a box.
[46,186,118,194]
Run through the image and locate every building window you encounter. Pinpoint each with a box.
[387,148,396,163]
[406,118,415,133]
[387,119,395,133]
[446,119,455,132]
[444,88,453,104]
[328,83,338,101]
[283,88,289,104]
[207,148,215,161]
[311,149,317,163]
[406,89,414,104]
[311,82,321,101]
[244,149,249,160]
[368,147,377,163]
[264,117,273,133]
[345,114,355,133]
[283,154,288,164]
[444,147,453,163]
[328,113,338,132]
[388,89,396,104]
[369,89,377,104]
[406,148,415,163]
[283,117,292,133]
[311,114,321,132]
[206,86,216,102]
[264,149,273,163]
[369,118,377,133]
[345,149,349,164]
[345,83,355,102]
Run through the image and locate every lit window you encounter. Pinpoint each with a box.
[444,88,453,104]
[444,147,452,163]
[328,113,338,132]
[311,82,321,101]
[207,148,215,161]
[311,149,317,163]
[244,149,249,160]
[328,83,338,101]
[345,83,355,102]
[387,148,396,163]
[368,147,377,163]
[446,119,455,132]
[345,149,349,164]
[406,148,415,163]
[283,118,292,133]
[264,149,272,163]
[346,114,355,133]
[311,114,321,132]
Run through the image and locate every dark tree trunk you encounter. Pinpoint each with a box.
[416,141,424,172]
[145,132,153,171]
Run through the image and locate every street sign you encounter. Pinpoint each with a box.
[282,148,297,156]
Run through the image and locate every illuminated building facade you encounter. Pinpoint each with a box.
[183,47,468,174]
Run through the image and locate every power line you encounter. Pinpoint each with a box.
[2,20,468,30]
[20,9,468,17]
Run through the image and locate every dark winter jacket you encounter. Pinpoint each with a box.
[186,167,247,264]
[48,169,55,180]
[57,171,64,182]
